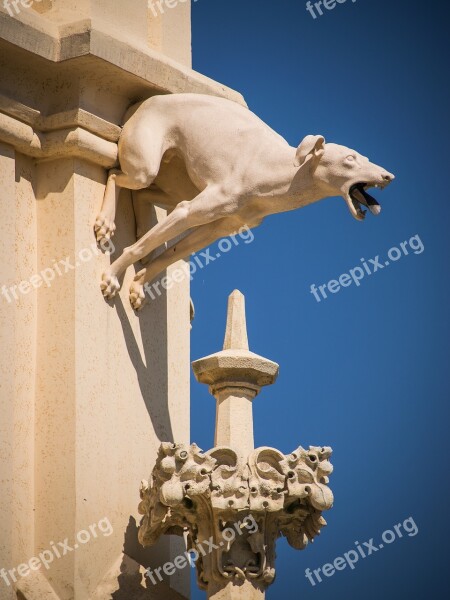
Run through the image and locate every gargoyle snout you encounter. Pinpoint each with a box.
[381,171,395,183]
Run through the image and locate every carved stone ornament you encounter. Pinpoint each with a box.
[138,291,334,598]
[138,442,333,591]
[95,94,395,309]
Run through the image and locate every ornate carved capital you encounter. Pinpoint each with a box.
[138,442,333,592]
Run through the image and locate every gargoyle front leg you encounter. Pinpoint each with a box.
[94,170,122,243]
[95,169,159,244]
[129,218,234,310]
[101,187,234,299]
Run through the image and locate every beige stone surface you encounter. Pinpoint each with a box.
[0,148,190,599]
[31,158,190,599]
[0,145,37,600]
[0,2,244,599]
[2,0,191,68]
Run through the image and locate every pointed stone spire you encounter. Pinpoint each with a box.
[223,289,249,351]
[192,290,279,459]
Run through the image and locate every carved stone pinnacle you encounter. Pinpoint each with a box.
[223,290,249,350]
[192,290,279,458]
[138,291,334,600]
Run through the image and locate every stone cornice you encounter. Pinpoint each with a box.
[0,108,119,167]
[0,94,121,140]
[0,14,246,106]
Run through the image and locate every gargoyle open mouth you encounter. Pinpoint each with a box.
[347,183,383,221]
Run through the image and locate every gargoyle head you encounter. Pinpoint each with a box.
[295,135,395,221]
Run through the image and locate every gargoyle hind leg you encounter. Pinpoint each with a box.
[100,187,234,299]
[132,188,175,265]
[129,218,234,310]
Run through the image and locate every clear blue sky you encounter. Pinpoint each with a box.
[189,1,449,598]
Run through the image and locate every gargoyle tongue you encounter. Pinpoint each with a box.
[351,184,381,216]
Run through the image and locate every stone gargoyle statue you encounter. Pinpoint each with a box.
[95,93,395,309]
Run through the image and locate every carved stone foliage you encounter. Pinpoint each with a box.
[138,442,333,591]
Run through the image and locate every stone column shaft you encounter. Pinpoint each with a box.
[214,386,256,459]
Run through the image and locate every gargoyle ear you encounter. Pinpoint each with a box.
[294,135,326,168]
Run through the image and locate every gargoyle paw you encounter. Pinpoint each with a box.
[100,271,120,299]
[94,214,116,243]
[129,271,147,311]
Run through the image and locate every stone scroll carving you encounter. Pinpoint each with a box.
[95,93,395,309]
[138,442,333,591]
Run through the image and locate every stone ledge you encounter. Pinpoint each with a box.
[0,110,118,167]
[0,94,122,141]
[0,13,246,106]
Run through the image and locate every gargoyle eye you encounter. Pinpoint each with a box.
[346,155,356,162]
[308,454,317,462]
